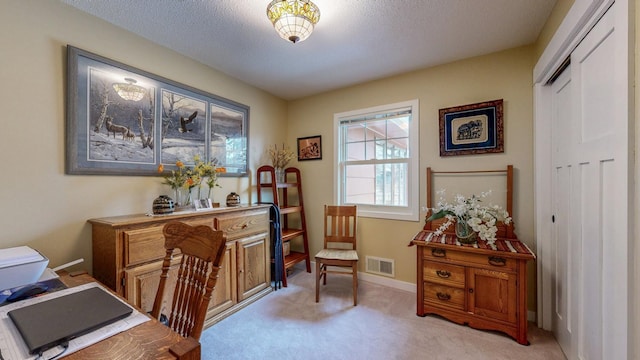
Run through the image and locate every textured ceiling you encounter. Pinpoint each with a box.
[60,0,557,100]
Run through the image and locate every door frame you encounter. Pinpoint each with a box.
[533,0,633,357]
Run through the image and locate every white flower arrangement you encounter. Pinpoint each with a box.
[426,189,512,244]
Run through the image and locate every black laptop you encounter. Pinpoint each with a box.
[8,286,133,355]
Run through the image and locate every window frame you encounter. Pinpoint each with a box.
[334,99,420,221]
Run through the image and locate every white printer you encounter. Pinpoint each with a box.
[0,246,49,291]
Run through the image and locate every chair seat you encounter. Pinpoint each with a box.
[315,248,358,261]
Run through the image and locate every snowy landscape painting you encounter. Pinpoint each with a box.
[87,67,156,165]
[210,104,247,175]
[66,46,249,176]
[161,90,207,166]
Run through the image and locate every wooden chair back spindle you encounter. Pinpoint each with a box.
[151,221,226,341]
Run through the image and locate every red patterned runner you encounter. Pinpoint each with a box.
[411,230,535,258]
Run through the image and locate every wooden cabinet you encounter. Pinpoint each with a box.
[89,205,271,328]
[413,238,534,345]
[415,165,536,344]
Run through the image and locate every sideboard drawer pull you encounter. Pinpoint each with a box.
[436,270,451,278]
[488,256,507,266]
[436,292,451,301]
[431,248,446,257]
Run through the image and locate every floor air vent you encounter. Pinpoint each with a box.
[365,256,395,277]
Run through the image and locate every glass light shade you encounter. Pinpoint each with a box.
[112,78,145,101]
[267,0,320,44]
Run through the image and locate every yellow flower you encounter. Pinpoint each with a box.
[160,156,223,198]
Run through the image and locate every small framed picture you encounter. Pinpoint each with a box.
[297,135,322,161]
[439,99,504,156]
[194,198,213,211]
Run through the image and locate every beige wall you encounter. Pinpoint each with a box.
[0,1,288,272]
[534,0,576,60]
[288,46,536,304]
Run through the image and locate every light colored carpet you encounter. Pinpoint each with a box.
[200,267,566,360]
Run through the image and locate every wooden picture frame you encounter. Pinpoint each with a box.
[439,99,503,156]
[297,135,322,161]
[66,45,249,176]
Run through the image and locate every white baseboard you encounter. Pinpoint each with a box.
[300,261,416,293]
[358,271,417,293]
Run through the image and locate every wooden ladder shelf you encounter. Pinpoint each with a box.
[257,165,311,286]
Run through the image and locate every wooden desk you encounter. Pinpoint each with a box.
[59,273,200,360]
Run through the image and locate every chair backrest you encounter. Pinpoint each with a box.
[324,205,357,250]
[151,221,226,341]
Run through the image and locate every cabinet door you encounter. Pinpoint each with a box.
[467,268,517,323]
[207,241,237,317]
[237,232,270,301]
[124,257,181,315]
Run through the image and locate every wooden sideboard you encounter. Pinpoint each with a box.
[88,204,271,328]
[412,231,535,345]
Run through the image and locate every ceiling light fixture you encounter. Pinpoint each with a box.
[112,77,145,101]
[266,0,320,44]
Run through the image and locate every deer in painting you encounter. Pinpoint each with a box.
[125,127,136,142]
[105,116,130,140]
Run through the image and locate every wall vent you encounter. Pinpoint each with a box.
[365,256,395,278]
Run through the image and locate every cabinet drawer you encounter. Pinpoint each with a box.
[424,282,465,311]
[123,218,212,267]
[424,261,465,287]
[214,210,269,240]
[124,227,166,267]
[425,247,516,271]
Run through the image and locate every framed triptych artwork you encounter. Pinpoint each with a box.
[65,45,249,176]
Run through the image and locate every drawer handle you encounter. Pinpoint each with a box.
[436,270,451,278]
[488,256,507,266]
[436,292,451,301]
[431,248,446,257]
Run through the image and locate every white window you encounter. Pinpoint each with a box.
[334,100,419,221]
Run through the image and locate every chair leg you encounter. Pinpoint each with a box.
[315,259,320,303]
[352,262,358,306]
[322,264,327,285]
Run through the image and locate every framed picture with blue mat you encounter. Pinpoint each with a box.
[439,99,503,156]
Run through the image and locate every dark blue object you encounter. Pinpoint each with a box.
[257,202,283,290]
[7,283,48,302]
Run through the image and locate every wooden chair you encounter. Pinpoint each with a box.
[315,205,358,306]
[151,221,226,341]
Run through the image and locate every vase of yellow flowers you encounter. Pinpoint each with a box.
[192,155,226,201]
[158,155,225,208]
[268,144,296,183]
[157,160,190,207]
